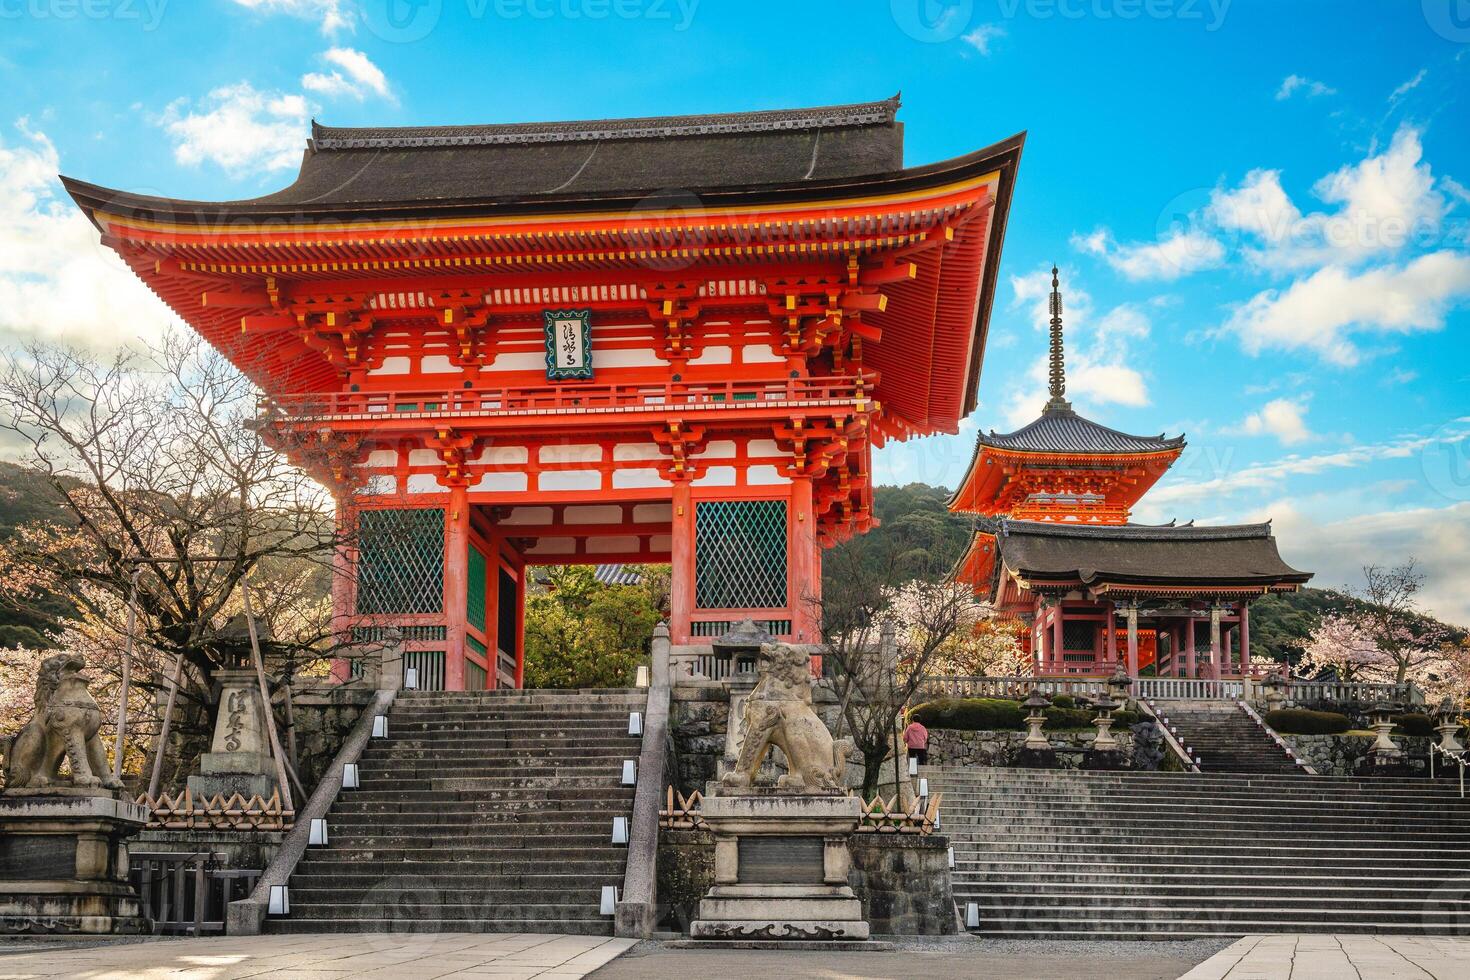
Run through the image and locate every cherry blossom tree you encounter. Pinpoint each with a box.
[0,332,349,772]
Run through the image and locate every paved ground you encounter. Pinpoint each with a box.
[1181,935,1470,979]
[0,933,636,979]
[590,936,1233,979]
[2,933,1466,978]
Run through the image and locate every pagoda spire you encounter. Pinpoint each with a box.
[1045,265,1072,413]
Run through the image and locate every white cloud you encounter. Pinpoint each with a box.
[230,0,353,36]
[1276,74,1336,100]
[1223,250,1470,365]
[158,82,310,175]
[1146,422,1470,512]
[1242,398,1313,445]
[302,47,394,103]
[1073,226,1225,281]
[961,24,1005,56]
[1211,126,1446,271]
[0,119,177,350]
[1266,500,1470,628]
[1389,68,1428,104]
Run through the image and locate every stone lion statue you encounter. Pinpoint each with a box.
[4,652,122,794]
[721,643,848,794]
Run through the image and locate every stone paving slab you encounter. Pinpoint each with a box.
[1180,935,1470,979]
[589,936,1233,979]
[0,933,636,980]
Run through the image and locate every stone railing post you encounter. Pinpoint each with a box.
[616,622,672,938]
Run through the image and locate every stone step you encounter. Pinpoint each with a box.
[294,857,626,876]
[948,839,1470,860]
[952,868,1470,886]
[266,917,615,936]
[958,902,1470,926]
[952,885,1468,904]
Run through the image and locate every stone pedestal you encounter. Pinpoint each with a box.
[0,794,150,934]
[188,668,278,800]
[689,793,871,943]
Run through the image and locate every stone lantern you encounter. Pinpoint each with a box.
[1017,688,1057,769]
[1435,696,1464,754]
[1364,699,1405,772]
[1106,663,1132,706]
[1262,671,1287,712]
[1022,689,1051,751]
[1091,691,1121,753]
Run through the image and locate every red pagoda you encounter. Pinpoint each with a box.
[950,269,1311,678]
[66,96,1023,690]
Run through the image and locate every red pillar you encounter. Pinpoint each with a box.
[670,478,695,644]
[513,553,526,689]
[789,476,820,645]
[1239,601,1251,674]
[1052,603,1064,675]
[443,485,469,691]
[1185,616,1197,679]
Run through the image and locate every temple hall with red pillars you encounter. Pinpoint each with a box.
[66,96,1023,690]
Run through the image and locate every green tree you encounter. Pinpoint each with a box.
[522,565,659,689]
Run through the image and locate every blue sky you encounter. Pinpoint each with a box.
[2,1,1468,621]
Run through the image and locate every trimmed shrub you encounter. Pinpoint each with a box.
[1265,708,1351,735]
[1050,694,1076,710]
[1395,713,1435,738]
[910,698,1025,731]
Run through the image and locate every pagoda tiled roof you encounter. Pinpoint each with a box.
[978,405,1185,455]
[993,519,1312,589]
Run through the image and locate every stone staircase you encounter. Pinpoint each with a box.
[1158,700,1301,774]
[930,767,1470,938]
[267,688,643,934]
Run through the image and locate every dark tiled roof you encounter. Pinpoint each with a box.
[243,96,904,206]
[995,519,1311,588]
[311,97,900,149]
[979,407,1185,455]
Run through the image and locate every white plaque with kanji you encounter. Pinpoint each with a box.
[543,309,593,380]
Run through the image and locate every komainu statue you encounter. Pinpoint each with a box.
[721,642,848,794]
[3,653,123,795]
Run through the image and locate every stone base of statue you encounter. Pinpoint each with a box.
[687,792,880,946]
[1081,748,1126,771]
[0,793,150,935]
[1014,745,1058,769]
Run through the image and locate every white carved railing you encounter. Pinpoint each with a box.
[1133,678,1245,701]
[917,675,1109,700]
[1282,680,1421,705]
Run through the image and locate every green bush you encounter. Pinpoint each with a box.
[1050,694,1076,710]
[1265,708,1351,735]
[909,698,1142,732]
[1395,713,1435,738]
[910,698,1025,731]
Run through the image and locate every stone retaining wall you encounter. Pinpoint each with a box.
[1280,733,1432,776]
[926,722,1167,771]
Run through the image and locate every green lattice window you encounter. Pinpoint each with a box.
[695,499,787,610]
[467,545,488,632]
[355,508,444,615]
